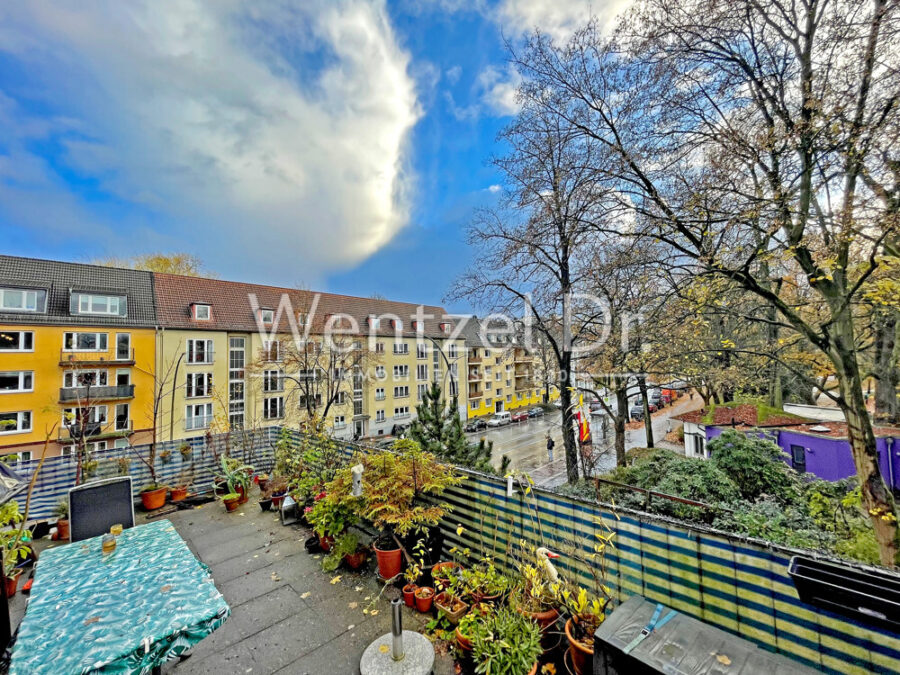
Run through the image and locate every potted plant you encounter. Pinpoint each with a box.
[461,558,511,604]
[455,602,492,653]
[414,585,435,613]
[52,499,70,540]
[257,472,270,493]
[559,586,610,675]
[321,532,368,572]
[179,442,192,460]
[140,483,168,510]
[512,563,561,630]
[264,476,290,510]
[213,456,253,504]
[170,466,194,503]
[306,491,358,553]
[402,544,426,607]
[432,561,463,593]
[470,607,543,675]
[0,502,29,596]
[221,492,241,513]
[434,587,468,625]
[159,449,173,465]
[82,459,98,480]
[116,457,131,476]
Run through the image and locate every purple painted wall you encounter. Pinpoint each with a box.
[704,425,900,490]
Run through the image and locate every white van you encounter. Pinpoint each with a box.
[487,411,512,427]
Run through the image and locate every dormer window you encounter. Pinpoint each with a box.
[259,309,274,324]
[0,288,46,313]
[298,313,307,326]
[192,303,211,320]
[393,319,403,331]
[71,292,126,317]
[440,322,451,334]
[412,320,420,332]
[369,316,381,329]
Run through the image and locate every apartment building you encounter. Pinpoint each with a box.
[457,316,557,419]
[0,256,157,458]
[153,274,465,441]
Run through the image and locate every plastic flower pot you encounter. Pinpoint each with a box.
[374,540,403,580]
[5,569,21,597]
[434,591,468,625]
[170,486,188,502]
[402,584,418,608]
[271,493,286,510]
[455,626,472,653]
[56,519,70,541]
[258,498,272,512]
[414,586,434,613]
[344,550,368,570]
[565,618,593,675]
[140,487,167,511]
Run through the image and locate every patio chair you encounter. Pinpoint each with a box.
[68,477,135,542]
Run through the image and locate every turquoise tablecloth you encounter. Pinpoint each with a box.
[9,519,230,674]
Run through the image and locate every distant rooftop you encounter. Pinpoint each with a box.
[674,402,813,428]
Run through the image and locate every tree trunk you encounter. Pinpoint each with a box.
[830,316,899,567]
[558,367,579,483]
[873,308,899,423]
[614,386,628,467]
[638,376,654,448]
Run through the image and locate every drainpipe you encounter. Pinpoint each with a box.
[888,437,895,492]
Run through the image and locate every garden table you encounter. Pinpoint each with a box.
[9,519,230,675]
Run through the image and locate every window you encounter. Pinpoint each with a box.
[416,364,428,380]
[496,389,502,396]
[0,288,45,313]
[186,339,213,364]
[375,366,385,379]
[334,415,346,429]
[0,411,31,434]
[116,333,131,360]
[411,320,420,332]
[72,292,126,316]
[448,345,458,358]
[417,384,428,400]
[64,332,108,352]
[506,394,512,402]
[393,343,409,355]
[375,387,385,401]
[506,380,511,387]
[496,372,502,380]
[185,403,213,430]
[115,403,129,430]
[375,342,385,354]
[15,451,32,463]
[393,365,409,378]
[259,309,274,324]
[193,304,211,320]
[229,337,245,430]
[486,398,493,407]
[263,370,283,392]
[186,372,213,398]
[297,313,307,326]
[369,317,381,329]
[470,401,478,410]
[393,385,409,398]
[264,397,284,419]
[113,439,129,449]
[335,391,346,405]
[63,370,108,388]
[440,323,451,334]
[485,367,492,377]
[62,406,107,427]
[394,406,410,418]
[394,319,403,331]
[116,370,130,386]
[0,331,33,352]
[417,343,427,359]
[0,372,33,393]
[299,393,322,409]
[376,410,385,422]
[263,340,281,361]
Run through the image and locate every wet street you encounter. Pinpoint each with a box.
[468,394,702,487]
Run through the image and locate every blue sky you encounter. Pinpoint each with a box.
[0,1,614,312]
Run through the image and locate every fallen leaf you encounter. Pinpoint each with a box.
[348,602,358,609]
[300,592,311,599]
[370,609,379,616]
[270,572,281,582]
[354,585,364,592]
[716,654,731,666]
[379,645,390,654]
[347,625,355,630]
[330,575,342,585]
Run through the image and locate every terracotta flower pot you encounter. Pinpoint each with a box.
[56,519,70,541]
[402,584,418,608]
[170,486,188,502]
[527,663,538,675]
[434,591,468,625]
[223,496,240,512]
[5,569,21,597]
[515,603,559,631]
[237,484,248,504]
[431,561,461,592]
[319,535,335,553]
[140,487,167,511]
[565,618,593,675]
[414,587,434,613]
[374,541,403,580]
[455,626,472,652]
[344,550,368,570]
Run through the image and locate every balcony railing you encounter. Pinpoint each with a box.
[59,384,135,402]
[468,389,483,399]
[468,354,482,363]
[185,416,214,431]
[58,420,132,441]
[59,348,135,366]
[186,351,215,365]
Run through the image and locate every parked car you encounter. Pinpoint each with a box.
[527,407,544,417]
[648,391,663,407]
[660,393,672,407]
[511,411,529,423]
[629,404,645,421]
[464,419,488,432]
[486,412,512,427]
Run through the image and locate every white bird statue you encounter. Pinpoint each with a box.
[535,547,560,584]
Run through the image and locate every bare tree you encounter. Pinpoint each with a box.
[512,0,900,563]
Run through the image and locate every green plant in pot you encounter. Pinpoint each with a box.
[0,501,30,595]
[511,556,562,631]
[213,456,253,503]
[461,556,512,604]
[469,607,542,675]
[52,499,70,540]
[324,438,463,581]
[178,442,192,460]
[307,493,359,553]
[139,482,169,510]
[558,584,610,675]
[221,492,241,513]
[321,532,368,572]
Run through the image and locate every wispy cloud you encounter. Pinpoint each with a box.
[0,0,421,282]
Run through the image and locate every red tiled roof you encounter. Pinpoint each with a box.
[673,403,812,428]
[153,273,456,337]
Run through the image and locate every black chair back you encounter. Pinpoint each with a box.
[68,477,135,542]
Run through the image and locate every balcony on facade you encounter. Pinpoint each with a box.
[467,352,482,364]
[59,384,135,403]
[468,385,483,399]
[58,420,132,442]
[513,349,533,363]
[59,349,135,367]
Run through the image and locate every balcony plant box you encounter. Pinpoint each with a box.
[140,485,167,511]
[434,590,468,625]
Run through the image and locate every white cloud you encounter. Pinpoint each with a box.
[0,1,421,282]
[497,0,628,43]
[487,184,502,193]
[477,65,522,117]
[446,65,463,85]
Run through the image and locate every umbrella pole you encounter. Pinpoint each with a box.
[0,565,9,650]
